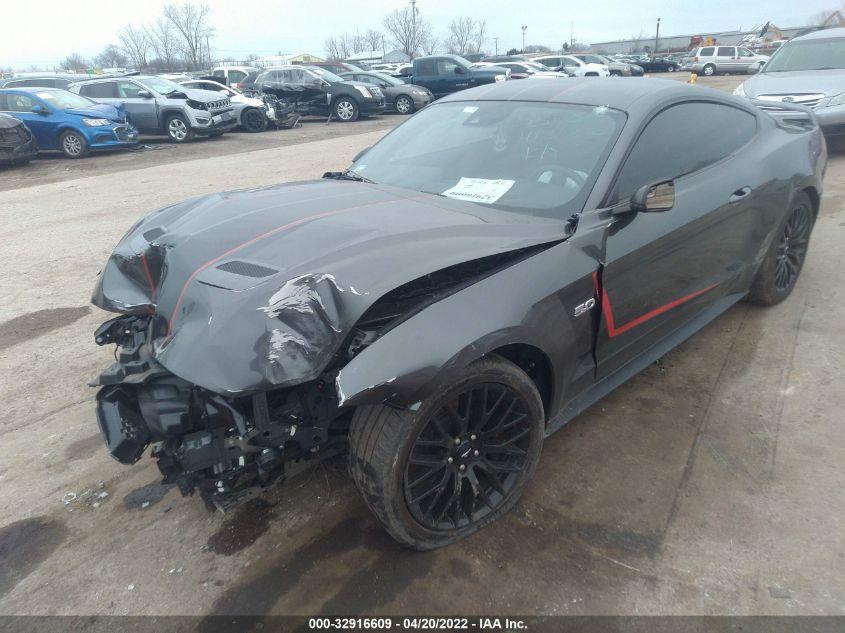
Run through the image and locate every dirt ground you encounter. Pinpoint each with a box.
[0,73,842,617]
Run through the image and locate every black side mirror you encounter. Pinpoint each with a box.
[454,66,465,74]
[631,180,675,212]
[31,104,50,116]
[137,90,152,98]
[352,147,370,162]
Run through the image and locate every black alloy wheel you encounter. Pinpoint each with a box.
[774,202,812,292]
[404,383,534,531]
[348,356,544,550]
[747,192,814,306]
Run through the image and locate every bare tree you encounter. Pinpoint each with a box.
[420,33,440,56]
[94,44,128,69]
[324,36,343,60]
[473,19,487,54]
[364,29,383,51]
[148,16,181,70]
[119,24,150,69]
[383,7,431,59]
[446,17,476,55]
[342,33,364,55]
[163,2,214,69]
[61,53,86,71]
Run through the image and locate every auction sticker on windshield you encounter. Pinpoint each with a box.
[442,177,515,204]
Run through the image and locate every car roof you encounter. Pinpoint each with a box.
[792,26,845,41]
[0,86,67,94]
[437,77,744,112]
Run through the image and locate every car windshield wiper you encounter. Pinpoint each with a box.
[322,169,374,183]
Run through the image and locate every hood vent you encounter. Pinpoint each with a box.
[143,227,166,242]
[216,260,279,278]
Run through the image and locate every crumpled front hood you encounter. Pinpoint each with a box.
[744,69,845,99]
[92,180,565,396]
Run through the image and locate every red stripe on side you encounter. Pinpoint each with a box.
[140,253,157,302]
[165,196,425,336]
[600,281,718,338]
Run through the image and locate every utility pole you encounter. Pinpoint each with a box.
[410,0,417,60]
[570,21,574,48]
[521,25,527,53]
[654,17,661,57]
[493,37,499,55]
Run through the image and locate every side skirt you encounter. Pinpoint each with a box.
[547,292,746,436]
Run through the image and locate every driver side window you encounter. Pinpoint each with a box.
[612,102,757,203]
[436,60,459,75]
[117,81,144,98]
[4,93,36,112]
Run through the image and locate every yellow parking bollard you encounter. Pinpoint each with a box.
[688,73,697,84]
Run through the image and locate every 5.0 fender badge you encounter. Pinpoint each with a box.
[574,297,596,317]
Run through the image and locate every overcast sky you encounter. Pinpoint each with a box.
[0,0,833,69]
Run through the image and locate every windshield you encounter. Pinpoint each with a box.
[764,38,845,72]
[138,77,184,95]
[523,62,551,72]
[306,67,344,82]
[34,89,96,109]
[373,72,404,86]
[351,101,625,218]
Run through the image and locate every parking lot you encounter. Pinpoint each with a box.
[1,72,843,617]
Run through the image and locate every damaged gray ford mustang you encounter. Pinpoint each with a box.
[91,79,825,549]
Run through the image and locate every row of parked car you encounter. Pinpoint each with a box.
[0,64,434,164]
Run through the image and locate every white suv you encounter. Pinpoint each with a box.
[685,46,769,76]
[211,66,260,87]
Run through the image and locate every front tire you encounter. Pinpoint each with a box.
[59,130,88,158]
[166,114,194,143]
[348,356,545,550]
[333,97,359,122]
[241,107,267,132]
[394,94,414,115]
[702,64,715,76]
[747,192,814,306]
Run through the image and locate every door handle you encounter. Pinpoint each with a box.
[729,187,752,203]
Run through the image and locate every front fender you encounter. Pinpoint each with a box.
[335,240,599,416]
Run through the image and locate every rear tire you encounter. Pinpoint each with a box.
[59,130,88,158]
[746,192,814,306]
[348,356,545,550]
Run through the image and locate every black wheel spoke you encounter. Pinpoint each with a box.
[409,456,446,468]
[404,381,537,532]
[409,468,447,504]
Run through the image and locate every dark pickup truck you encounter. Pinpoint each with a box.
[397,55,508,98]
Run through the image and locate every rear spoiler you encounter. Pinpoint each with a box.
[749,98,819,130]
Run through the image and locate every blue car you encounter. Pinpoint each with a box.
[0,87,138,158]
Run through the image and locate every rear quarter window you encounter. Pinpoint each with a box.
[81,82,116,98]
[613,102,757,202]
